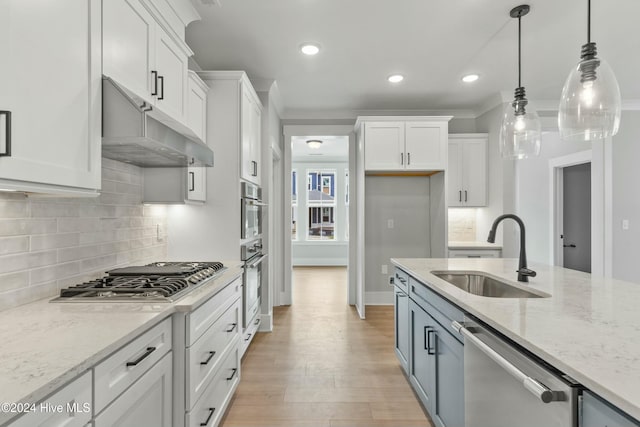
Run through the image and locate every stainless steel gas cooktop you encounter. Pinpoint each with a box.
[51,262,226,302]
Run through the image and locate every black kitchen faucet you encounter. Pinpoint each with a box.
[487,214,537,282]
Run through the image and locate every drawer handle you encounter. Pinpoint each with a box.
[0,111,11,157]
[200,407,216,426]
[427,329,436,355]
[244,333,252,341]
[254,318,260,325]
[151,71,158,96]
[158,75,164,100]
[126,346,156,367]
[200,351,216,366]
[226,368,238,381]
[226,323,237,333]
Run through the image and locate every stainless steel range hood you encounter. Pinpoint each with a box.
[102,77,213,167]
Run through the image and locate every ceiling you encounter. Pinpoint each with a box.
[291,135,349,160]
[186,0,640,118]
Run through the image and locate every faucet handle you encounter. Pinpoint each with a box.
[517,268,537,278]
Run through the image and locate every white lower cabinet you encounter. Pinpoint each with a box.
[8,371,92,427]
[94,352,173,427]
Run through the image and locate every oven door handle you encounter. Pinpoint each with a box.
[246,254,267,269]
[452,321,563,403]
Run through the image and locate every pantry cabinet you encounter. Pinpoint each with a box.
[358,117,451,171]
[448,134,487,207]
[0,0,101,195]
[103,0,195,126]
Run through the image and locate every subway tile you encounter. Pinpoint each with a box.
[116,182,142,196]
[57,218,101,233]
[30,233,79,251]
[80,254,118,273]
[0,271,29,293]
[0,219,57,236]
[0,236,29,255]
[0,281,58,311]
[30,203,79,218]
[30,262,81,285]
[0,200,29,218]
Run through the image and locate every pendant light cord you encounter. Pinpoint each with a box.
[587,0,591,43]
[518,14,522,88]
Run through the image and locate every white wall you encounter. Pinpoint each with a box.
[612,110,640,283]
[291,160,349,266]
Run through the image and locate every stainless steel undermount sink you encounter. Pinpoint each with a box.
[431,271,550,298]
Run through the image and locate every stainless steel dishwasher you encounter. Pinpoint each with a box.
[452,317,581,427]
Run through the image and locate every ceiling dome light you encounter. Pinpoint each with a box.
[300,43,320,55]
[306,139,323,149]
[388,74,404,83]
[462,74,479,83]
[499,5,541,160]
[558,0,621,142]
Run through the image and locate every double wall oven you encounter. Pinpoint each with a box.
[240,182,266,349]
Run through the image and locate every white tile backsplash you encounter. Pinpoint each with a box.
[448,208,478,242]
[0,158,167,311]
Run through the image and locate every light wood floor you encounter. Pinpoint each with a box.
[220,266,433,427]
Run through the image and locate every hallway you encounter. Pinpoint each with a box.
[221,267,432,427]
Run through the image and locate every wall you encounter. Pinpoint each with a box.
[291,160,349,266]
[365,176,431,304]
[612,110,640,282]
[0,158,167,311]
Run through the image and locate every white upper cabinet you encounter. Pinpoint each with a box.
[103,0,195,126]
[187,71,209,144]
[448,134,488,207]
[0,0,101,195]
[240,80,262,185]
[360,117,450,171]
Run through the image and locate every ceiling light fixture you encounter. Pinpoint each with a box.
[462,74,479,83]
[300,43,320,56]
[306,139,323,149]
[499,4,541,159]
[558,0,621,142]
[388,74,404,83]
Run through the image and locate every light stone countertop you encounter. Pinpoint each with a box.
[448,240,503,250]
[0,263,243,425]
[391,257,640,422]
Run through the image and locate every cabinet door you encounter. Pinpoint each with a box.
[186,167,206,202]
[461,139,487,206]
[103,0,155,103]
[155,27,188,122]
[0,0,101,192]
[364,122,404,170]
[240,85,254,182]
[447,141,463,207]
[94,352,173,427]
[250,99,262,184]
[582,391,639,427]
[430,321,465,427]
[409,300,435,411]
[405,121,446,170]
[187,72,208,143]
[394,287,409,373]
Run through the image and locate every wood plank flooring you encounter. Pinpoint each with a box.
[220,266,433,427]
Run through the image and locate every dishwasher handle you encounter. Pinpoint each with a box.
[451,321,564,404]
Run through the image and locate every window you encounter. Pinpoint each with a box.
[291,170,297,240]
[307,169,336,240]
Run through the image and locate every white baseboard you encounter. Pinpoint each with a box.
[258,313,273,332]
[365,291,393,305]
[293,258,348,266]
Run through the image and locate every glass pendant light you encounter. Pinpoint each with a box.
[500,5,541,159]
[558,0,621,142]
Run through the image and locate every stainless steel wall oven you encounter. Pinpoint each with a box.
[241,182,264,239]
[241,238,265,333]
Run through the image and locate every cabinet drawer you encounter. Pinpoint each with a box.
[94,352,172,427]
[8,371,92,427]
[188,277,242,346]
[186,342,240,427]
[409,278,464,342]
[394,268,409,294]
[94,317,172,414]
[186,298,241,409]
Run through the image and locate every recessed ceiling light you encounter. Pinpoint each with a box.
[300,43,320,55]
[462,74,479,83]
[388,74,404,83]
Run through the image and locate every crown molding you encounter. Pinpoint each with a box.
[281,108,476,121]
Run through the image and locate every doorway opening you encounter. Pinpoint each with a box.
[550,150,593,273]
[282,125,356,308]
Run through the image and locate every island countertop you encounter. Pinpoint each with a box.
[0,263,243,425]
[390,257,640,421]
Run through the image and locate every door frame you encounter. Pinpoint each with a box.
[549,149,602,273]
[270,141,283,308]
[282,125,357,307]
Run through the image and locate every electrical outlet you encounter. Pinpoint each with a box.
[381,264,388,274]
[156,224,164,242]
[387,219,394,229]
[622,219,630,230]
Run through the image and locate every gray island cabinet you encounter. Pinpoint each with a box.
[392,259,640,427]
